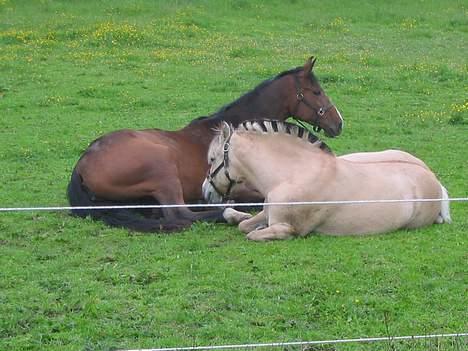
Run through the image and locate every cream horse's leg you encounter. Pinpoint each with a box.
[223,208,252,225]
[223,208,269,234]
[238,210,267,233]
[246,222,296,241]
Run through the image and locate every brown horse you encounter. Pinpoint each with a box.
[67,57,343,232]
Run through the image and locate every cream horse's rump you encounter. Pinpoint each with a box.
[202,120,451,241]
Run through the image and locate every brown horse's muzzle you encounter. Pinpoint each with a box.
[321,106,343,138]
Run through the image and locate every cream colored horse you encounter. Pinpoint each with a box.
[202,120,451,240]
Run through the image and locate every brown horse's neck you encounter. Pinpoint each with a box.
[186,73,295,130]
[178,119,217,150]
[218,76,291,126]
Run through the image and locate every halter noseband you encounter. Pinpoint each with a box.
[292,74,334,133]
[206,135,240,201]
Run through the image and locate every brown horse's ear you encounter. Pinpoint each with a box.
[303,56,317,75]
[221,121,232,141]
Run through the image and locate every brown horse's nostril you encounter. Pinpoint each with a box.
[326,120,343,138]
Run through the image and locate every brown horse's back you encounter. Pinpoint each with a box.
[76,128,211,202]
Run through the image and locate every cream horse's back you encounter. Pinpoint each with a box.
[340,149,429,169]
[339,149,451,226]
[203,121,451,241]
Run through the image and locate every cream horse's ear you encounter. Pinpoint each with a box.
[221,121,232,141]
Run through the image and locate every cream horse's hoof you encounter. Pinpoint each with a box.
[223,208,252,225]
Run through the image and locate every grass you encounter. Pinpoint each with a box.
[0,0,467,350]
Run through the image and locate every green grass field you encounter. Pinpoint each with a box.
[0,1,466,350]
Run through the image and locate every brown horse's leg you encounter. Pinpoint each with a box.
[181,207,225,222]
[152,191,192,226]
[151,178,224,225]
[158,200,224,224]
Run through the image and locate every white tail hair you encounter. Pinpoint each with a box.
[436,183,452,224]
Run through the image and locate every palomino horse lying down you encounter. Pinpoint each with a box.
[202,120,451,240]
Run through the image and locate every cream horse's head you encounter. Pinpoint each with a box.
[203,122,262,204]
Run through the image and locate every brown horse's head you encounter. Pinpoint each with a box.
[289,56,343,137]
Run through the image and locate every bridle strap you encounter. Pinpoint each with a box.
[292,74,335,133]
[221,141,237,199]
[206,135,240,201]
[206,162,226,199]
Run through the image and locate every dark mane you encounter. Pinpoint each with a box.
[188,115,210,124]
[187,65,319,128]
[235,119,333,154]
[215,67,304,115]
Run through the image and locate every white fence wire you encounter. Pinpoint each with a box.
[0,197,467,213]
[122,333,468,351]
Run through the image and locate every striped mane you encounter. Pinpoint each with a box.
[235,120,333,154]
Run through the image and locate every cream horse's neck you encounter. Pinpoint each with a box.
[229,132,332,196]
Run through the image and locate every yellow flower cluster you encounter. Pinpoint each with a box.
[402,101,466,124]
[91,22,143,45]
[151,48,180,62]
[40,96,66,107]
[0,28,57,48]
[0,29,34,43]
[330,17,345,28]
[158,20,204,36]
[450,101,468,113]
[68,50,106,63]
[397,62,434,73]
[32,31,57,47]
[401,18,417,30]
[324,17,350,33]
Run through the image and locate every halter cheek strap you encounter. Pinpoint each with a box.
[206,137,241,201]
[292,74,334,133]
[206,162,228,199]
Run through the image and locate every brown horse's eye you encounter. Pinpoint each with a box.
[313,91,321,96]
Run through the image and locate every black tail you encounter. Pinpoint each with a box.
[66,168,189,232]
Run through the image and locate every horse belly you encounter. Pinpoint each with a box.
[316,203,414,235]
